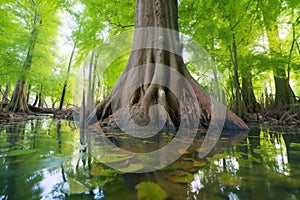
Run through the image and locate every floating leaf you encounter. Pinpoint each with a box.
[91,164,117,176]
[218,173,241,186]
[182,157,194,161]
[136,181,168,200]
[142,140,154,144]
[206,153,225,163]
[193,161,206,167]
[206,157,215,163]
[119,136,129,139]
[290,143,300,148]
[168,171,194,183]
[234,143,248,147]
[118,163,144,173]
[6,149,38,157]
[96,154,133,163]
[178,149,189,155]
[160,165,176,171]
[212,154,226,159]
[138,155,156,164]
[69,178,89,194]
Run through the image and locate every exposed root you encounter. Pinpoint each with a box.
[88,76,250,131]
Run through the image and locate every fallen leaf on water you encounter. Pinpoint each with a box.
[178,149,189,155]
[136,181,168,200]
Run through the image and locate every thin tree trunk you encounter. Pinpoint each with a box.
[92,54,98,105]
[32,94,38,107]
[59,44,76,110]
[80,67,86,145]
[86,50,95,114]
[287,23,296,81]
[231,35,242,117]
[210,35,221,101]
[26,84,31,104]
[38,85,43,108]
[0,84,10,110]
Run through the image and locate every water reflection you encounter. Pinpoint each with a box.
[0,118,78,200]
[189,127,300,200]
[0,119,300,200]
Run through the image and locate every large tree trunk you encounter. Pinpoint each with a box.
[273,68,297,110]
[7,12,40,112]
[241,73,260,113]
[260,2,297,112]
[7,77,29,112]
[89,0,248,130]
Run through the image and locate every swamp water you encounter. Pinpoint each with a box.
[0,117,300,200]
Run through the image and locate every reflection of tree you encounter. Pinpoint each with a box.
[57,121,62,154]
[103,130,248,199]
[5,121,26,145]
[256,128,290,174]
[230,127,292,174]
[189,127,300,199]
[1,120,43,199]
[282,133,300,175]
[0,119,81,199]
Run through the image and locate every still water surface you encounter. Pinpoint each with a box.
[0,118,300,200]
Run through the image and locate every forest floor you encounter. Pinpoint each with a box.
[244,109,300,126]
[0,107,73,122]
[0,106,299,130]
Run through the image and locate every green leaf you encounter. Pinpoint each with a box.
[68,178,89,194]
[118,163,144,173]
[167,171,194,183]
[96,154,133,163]
[136,181,168,200]
[290,143,300,148]
[206,153,226,163]
[91,164,117,177]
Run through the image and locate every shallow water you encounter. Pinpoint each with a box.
[0,118,300,200]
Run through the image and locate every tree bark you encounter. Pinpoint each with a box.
[273,69,296,110]
[241,73,260,113]
[59,44,76,110]
[26,84,31,104]
[32,93,38,107]
[231,35,242,117]
[7,77,29,112]
[0,84,10,110]
[89,0,248,130]
[260,2,297,111]
[7,11,40,112]
[37,86,44,108]
[87,50,95,114]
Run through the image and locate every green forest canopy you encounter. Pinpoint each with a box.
[0,0,299,117]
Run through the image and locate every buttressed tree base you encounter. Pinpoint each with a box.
[89,0,249,131]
